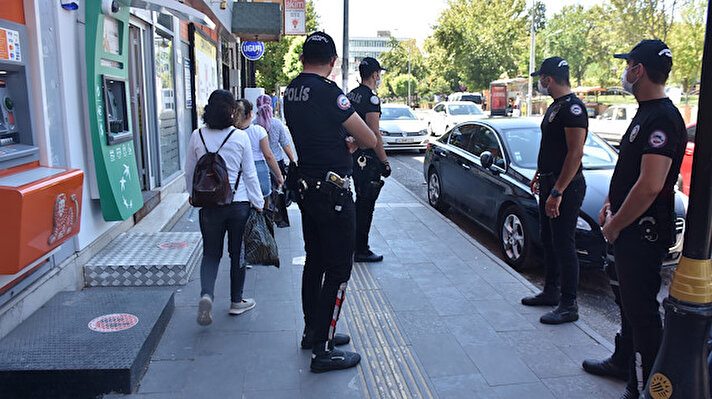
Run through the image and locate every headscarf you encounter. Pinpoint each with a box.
[256,94,273,133]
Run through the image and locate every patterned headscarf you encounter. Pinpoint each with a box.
[256,94,272,133]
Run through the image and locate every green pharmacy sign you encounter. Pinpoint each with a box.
[85,1,143,221]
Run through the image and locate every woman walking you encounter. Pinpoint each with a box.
[184,90,264,326]
[235,99,284,206]
[256,94,295,227]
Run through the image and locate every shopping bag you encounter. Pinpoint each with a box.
[243,209,280,267]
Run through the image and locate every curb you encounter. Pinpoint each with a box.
[388,177,615,353]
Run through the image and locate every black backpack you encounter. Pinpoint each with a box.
[191,128,241,207]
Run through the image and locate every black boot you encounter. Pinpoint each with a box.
[521,289,560,306]
[301,327,351,349]
[310,341,361,373]
[354,250,383,263]
[540,299,578,324]
[619,387,638,399]
[582,333,630,381]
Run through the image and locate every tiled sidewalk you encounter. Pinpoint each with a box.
[109,180,625,398]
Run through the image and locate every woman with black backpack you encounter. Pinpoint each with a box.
[184,90,264,326]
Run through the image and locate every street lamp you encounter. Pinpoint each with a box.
[527,2,535,117]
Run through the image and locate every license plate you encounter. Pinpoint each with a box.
[394,138,413,143]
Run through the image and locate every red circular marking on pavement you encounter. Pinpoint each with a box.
[88,313,139,333]
[157,241,188,250]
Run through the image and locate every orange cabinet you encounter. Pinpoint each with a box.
[0,162,84,274]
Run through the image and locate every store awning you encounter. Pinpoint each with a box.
[129,0,216,29]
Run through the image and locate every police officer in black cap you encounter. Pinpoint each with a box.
[347,57,390,263]
[521,56,588,325]
[595,39,685,399]
[283,31,377,373]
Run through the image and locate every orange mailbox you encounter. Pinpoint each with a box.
[0,162,84,274]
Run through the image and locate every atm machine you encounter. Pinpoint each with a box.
[0,17,84,276]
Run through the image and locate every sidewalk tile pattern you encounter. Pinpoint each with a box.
[119,181,624,399]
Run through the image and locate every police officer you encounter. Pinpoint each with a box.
[521,56,588,325]
[347,57,390,263]
[599,40,685,399]
[283,31,377,373]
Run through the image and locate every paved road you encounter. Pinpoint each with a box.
[385,151,623,342]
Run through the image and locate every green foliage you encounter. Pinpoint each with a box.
[390,74,418,98]
[283,36,306,81]
[541,5,595,87]
[380,38,426,79]
[667,0,706,92]
[431,0,529,91]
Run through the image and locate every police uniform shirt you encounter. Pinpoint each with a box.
[284,73,355,178]
[609,97,686,239]
[347,84,381,158]
[537,93,588,175]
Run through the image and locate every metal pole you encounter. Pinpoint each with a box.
[643,2,712,398]
[527,2,535,116]
[342,0,349,91]
[407,49,411,107]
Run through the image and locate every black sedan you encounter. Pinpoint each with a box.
[423,118,686,270]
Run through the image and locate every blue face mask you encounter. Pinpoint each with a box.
[538,78,549,96]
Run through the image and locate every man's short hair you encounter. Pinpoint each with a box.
[549,74,571,87]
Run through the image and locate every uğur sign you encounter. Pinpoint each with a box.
[285,0,305,36]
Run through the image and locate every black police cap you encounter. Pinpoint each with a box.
[531,56,570,79]
[359,57,387,76]
[302,31,338,60]
[614,39,672,75]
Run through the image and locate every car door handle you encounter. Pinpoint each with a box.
[438,152,447,157]
[461,163,470,170]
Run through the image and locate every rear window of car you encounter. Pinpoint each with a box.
[687,125,696,142]
[460,95,482,103]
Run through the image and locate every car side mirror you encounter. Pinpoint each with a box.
[596,115,602,120]
[480,151,493,169]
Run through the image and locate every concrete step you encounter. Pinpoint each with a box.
[0,288,174,398]
[132,192,189,233]
[83,232,202,288]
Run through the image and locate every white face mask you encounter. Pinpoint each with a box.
[621,65,640,94]
[374,72,382,90]
[537,78,549,96]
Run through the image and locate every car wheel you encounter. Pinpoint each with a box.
[498,205,533,270]
[427,169,449,212]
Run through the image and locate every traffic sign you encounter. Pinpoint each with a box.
[241,41,265,61]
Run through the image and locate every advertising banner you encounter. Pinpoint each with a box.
[285,0,305,35]
[193,33,218,122]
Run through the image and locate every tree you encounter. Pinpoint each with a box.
[255,0,319,90]
[542,5,596,87]
[430,0,529,90]
[390,74,418,98]
[667,0,706,93]
[282,36,306,81]
[379,38,426,80]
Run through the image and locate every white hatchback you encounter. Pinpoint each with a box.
[379,104,429,152]
[427,101,486,136]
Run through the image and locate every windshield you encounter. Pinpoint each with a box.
[448,104,483,116]
[381,107,418,120]
[501,128,617,170]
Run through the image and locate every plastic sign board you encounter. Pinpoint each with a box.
[284,0,305,35]
[241,41,265,61]
[85,3,143,221]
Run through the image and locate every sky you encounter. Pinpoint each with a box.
[312,0,603,51]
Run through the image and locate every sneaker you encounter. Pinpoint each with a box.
[301,329,351,349]
[354,250,383,263]
[540,301,579,324]
[521,290,560,306]
[197,294,213,326]
[310,348,361,373]
[229,298,256,315]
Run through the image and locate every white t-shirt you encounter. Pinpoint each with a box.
[184,126,264,209]
[244,124,267,161]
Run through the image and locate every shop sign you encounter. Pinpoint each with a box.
[285,0,306,35]
[241,41,265,61]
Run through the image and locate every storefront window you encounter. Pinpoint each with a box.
[154,31,180,179]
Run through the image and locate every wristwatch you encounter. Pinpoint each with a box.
[550,188,563,198]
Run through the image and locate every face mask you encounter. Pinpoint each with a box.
[537,78,549,96]
[374,73,382,90]
[621,65,640,94]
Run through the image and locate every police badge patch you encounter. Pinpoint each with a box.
[337,94,351,110]
[629,125,641,142]
[570,104,583,116]
[649,130,668,148]
[370,95,380,105]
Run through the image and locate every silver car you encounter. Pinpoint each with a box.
[379,104,429,152]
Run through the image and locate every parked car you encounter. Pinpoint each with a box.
[588,104,639,146]
[423,118,686,270]
[449,92,485,108]
[379,104,429,152]
[679,122,696,195]
[427,101,486,137]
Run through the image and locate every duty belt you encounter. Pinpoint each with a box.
[298,172,351,193]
